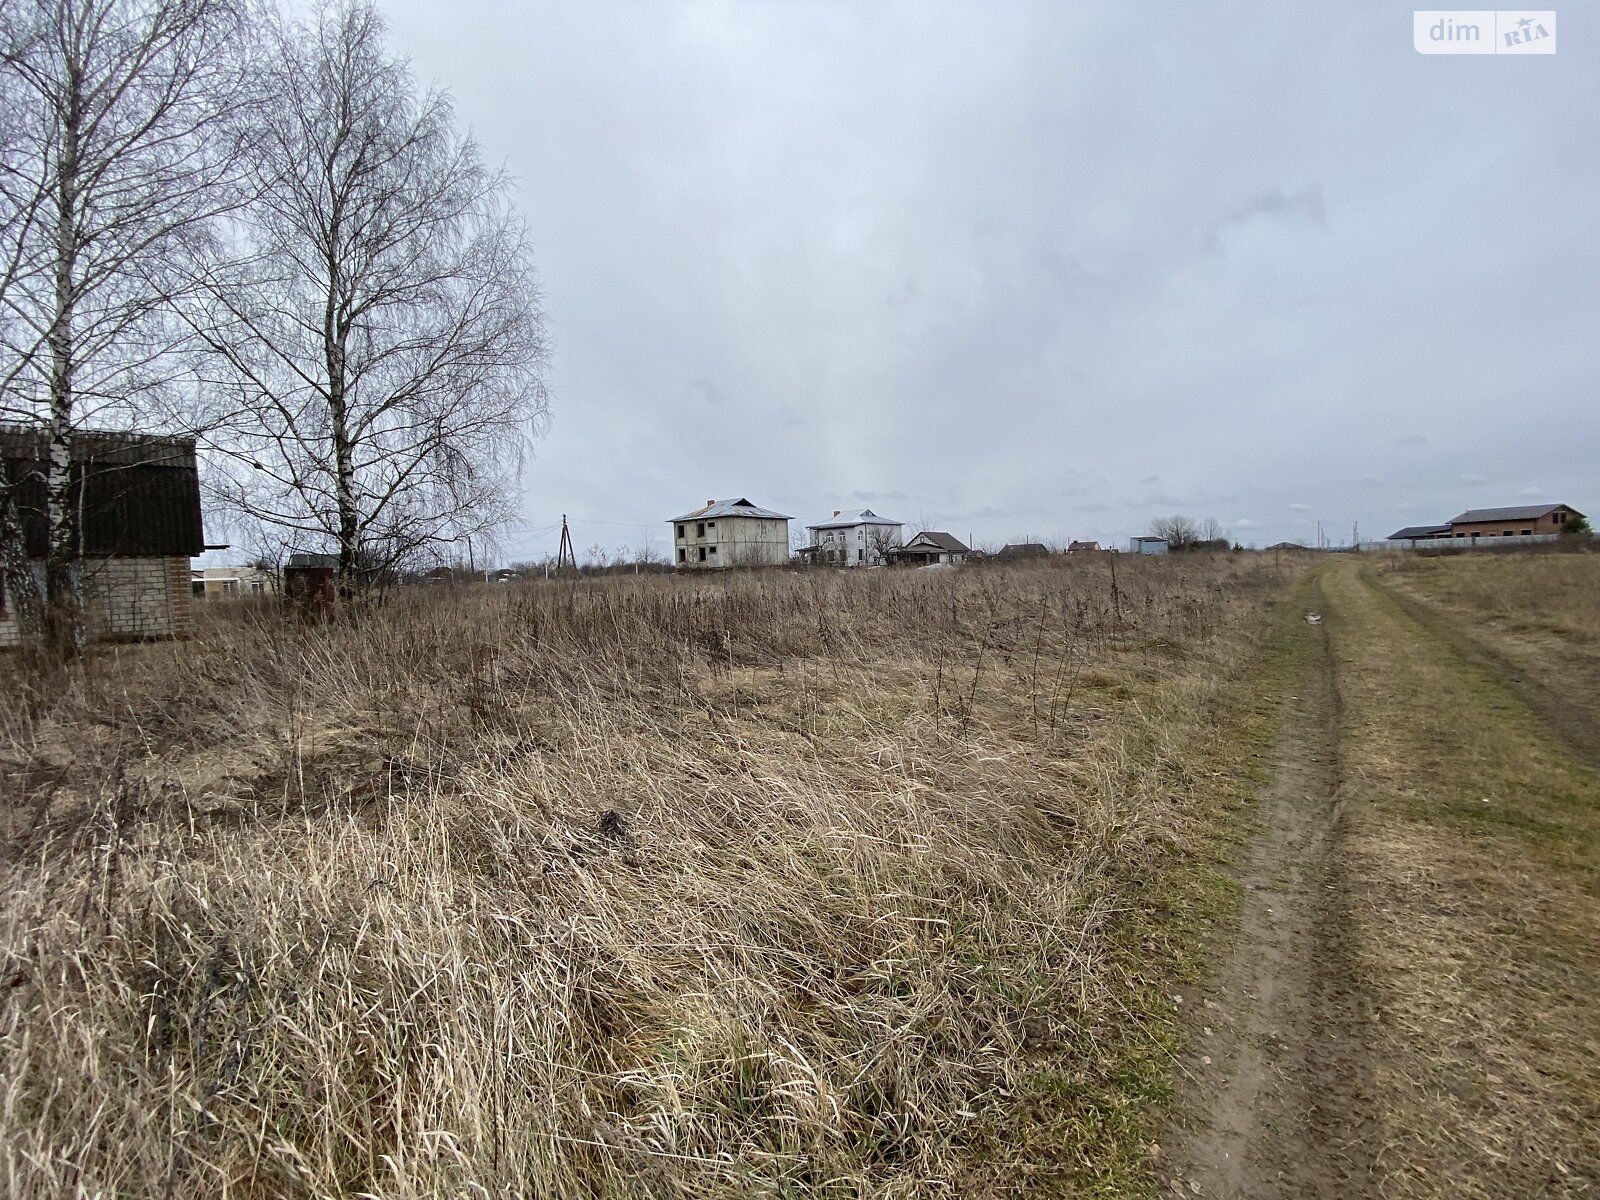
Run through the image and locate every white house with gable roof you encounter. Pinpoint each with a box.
[805,508,904,567]
[669,498,792,569]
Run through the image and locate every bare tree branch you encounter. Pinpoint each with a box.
[0,0,253,654]
[195,0,549,591]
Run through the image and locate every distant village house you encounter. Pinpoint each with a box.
[193,565,276,597]
[1129,535,1169,555]
[891,531,970,566]
[1067,540,1101,552]
[805,508,904,566]
[670,498,792,569]
[1,426,204,645]
[1387,503,1584,546]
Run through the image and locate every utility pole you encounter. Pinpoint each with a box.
[556,515,576,574]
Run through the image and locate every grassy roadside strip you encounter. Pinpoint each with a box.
[1319,560,1600,1198]
[1363,566,1600,774]
[978,571,1320,1197]
[1364,560,1600,774]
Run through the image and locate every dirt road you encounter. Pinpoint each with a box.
[1165,557,1600,1199]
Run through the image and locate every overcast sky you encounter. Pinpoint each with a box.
[375,0,1597,557]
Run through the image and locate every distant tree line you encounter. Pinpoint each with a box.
[1149,515,1235,552]
[0,0,550,656]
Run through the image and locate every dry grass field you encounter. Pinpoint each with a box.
[0,556,1294,1199]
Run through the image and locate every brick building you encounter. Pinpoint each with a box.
[1,426,205,645]
[1443,504,1584,541]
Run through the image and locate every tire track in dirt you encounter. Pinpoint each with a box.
[1363,568,1600,773]
[1162,573,1376,1199]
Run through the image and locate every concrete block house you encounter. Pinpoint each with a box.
[0,426,204,645]
[670,498,792,569]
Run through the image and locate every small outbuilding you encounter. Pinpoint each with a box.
[1129,535,1169,555]
[1,425,203,645]
[670,498,792,569]
[1385,525,1452,546]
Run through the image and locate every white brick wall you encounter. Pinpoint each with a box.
[0,555,193,646]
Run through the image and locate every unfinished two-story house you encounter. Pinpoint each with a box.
[669,498,792,569]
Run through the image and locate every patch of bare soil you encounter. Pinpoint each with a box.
[1161,588,1375,1199]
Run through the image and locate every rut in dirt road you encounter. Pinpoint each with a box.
[1163,585,1374,1200]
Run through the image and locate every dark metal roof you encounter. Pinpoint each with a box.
[998,542,1050,557]
[1387,525,1452,540]
[0,424,204,558]
[897,531,969,554]
[1448,503,1580,524]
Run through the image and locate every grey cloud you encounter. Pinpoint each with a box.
[1205,184,1326,252]
[847,489,911,503]
[684,378,725,407]
[1395,434,1429,448]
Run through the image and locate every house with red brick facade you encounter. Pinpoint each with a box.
[1443,503,1584,542]
[1,427,205,645]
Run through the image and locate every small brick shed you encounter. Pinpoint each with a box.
[0,425,205,645]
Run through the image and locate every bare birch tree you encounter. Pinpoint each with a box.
[0,0,252,655]
[197,0,549,592]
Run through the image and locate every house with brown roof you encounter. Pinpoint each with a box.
[1067,540,1101,552]
[891,531,969,566]
[1,426,205,645]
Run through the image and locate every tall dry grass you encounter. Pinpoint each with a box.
[1380,547,1600,642]
[0,556,1284,1198]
